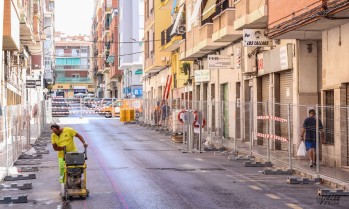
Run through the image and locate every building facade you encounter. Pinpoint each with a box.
[52,34,94,98]
[141,0,349,169]
[91,0,121,98]
[267,0,349,167]
[119,0,144,99]
[143,0,172,104]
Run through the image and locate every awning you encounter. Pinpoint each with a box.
[190,0,203,24]
[135,69,143,75]
[171,0,178,15]
[202,0,217,20]
[170,5,184,35]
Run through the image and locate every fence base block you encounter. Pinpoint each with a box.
[36,150,49,154]
[214,151,236,156]
[287,177,321,184]
[4,174,36,181]
[10,182,33,190]
[31,141,47,146]
[244,161,273,167]
[14,160,41,166]
[0,195,28,204]
[203,147,225,152]
[318,189,349,196]
[263,169,295,175]
[17,167,39,172]
[19,154,43,160]
[228,155,254,161]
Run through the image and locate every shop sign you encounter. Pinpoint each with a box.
[243,29,272,47]
[208,55,232,69]
[194,70,210,82]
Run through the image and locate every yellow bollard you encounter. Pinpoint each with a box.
[120,108,126,122]
[125,108,131,122]
[129,108,135,121]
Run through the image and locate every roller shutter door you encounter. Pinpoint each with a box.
[261,75,270,136]
[279,70,293,143]
[347,84,349,165]
[275,70,293,150]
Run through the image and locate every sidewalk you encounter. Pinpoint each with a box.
[234,140,349,189]
[0,126,63,208]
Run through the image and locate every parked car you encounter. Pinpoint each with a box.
[99,99,142,118]
[52,99,69,117]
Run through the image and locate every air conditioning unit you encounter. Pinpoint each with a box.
[177,25,186,35]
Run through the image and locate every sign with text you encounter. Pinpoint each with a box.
[208,55,232,69]
[26,80,40,88]
[194,70,210,82]
[243,29,272,47]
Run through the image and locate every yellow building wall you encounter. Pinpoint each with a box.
[144,0,172,73]
[52,83,94,98]
[171,52,189,89]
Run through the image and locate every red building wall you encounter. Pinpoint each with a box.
[268,0,322,28]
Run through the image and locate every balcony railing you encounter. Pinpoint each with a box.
[161,22,185,46]
[55,77,92,83]
[201,0,234,26]
[56,65,90,70]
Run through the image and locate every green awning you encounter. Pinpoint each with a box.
[135,69,143,75]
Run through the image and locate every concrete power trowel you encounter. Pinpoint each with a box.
[61,147,89,200]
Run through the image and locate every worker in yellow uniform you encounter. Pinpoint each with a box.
[50,124,88,183]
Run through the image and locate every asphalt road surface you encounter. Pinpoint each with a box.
[0,116,347,209]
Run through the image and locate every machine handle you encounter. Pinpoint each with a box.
[84,147,88,160]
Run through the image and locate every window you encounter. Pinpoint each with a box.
[81,58,88,65]
[56,49,64,56]
[44,57,51,68]
[81,46,88,57]
[72,49,80,57]
[149,0,153,16]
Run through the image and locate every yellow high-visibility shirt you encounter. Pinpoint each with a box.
[51,127,78,158]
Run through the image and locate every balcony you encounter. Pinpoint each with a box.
[145,55,155,72]
[105,0,113,13]
[145,12,155,31]
[55,77,93,84]
[102,62,111,74]
[161,22,185,52]
[185,23,227,60]
[212,8,242,42]
[234,0,268,30]
[3,0,20,50]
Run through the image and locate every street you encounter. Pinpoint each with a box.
[0,117,347,209]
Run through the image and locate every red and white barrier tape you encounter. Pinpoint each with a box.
[257,133,288,142]
[256,115,288,123]
[53,111,105,114]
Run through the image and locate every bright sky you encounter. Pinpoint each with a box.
[55,0,95,36]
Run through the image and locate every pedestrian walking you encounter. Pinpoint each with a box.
[161,101,171,125]
[300,109,324,167]
[154,101,161,126]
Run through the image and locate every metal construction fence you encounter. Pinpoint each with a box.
[0,100,52,180]
[139,99,349,183]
